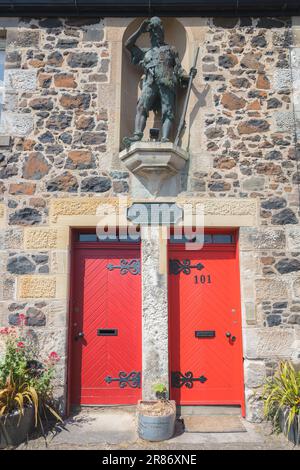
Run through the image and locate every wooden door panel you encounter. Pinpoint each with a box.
[70,246,142,405]
[169,242,244,411]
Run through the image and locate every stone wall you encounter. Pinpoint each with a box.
[0,16,299,417]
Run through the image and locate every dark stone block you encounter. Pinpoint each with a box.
[257,18,288,28]
[46,172,79,193]
[273,302,288,309]
[275,258,300,274]
[292,172,300,184]
[8,303,26,312]
[267,98,282,109]
[38,265,49,273]
[47,51,63,66]
[26,307,46,327]
[213,17,238,28]
[7,256,35,275]
[204,74,225,82]
[81,132,106,146]
[65,17,101,27]
[30,98,54,111]
[265,150,282,160]
[59,132,73,145]
[218,54,237,69]
[67,52,98,68]
[251,35,267,48]
[261,197,287,210]
[113,180,129,194]
[57,39,78,49]
[38,131,55,144]
[9,208,42,226]
[39,18,63,29]
[45,144,64,155]
[46,112,72,130]
[32,254,48,264]
[8,200,18,209]
[287,314,300,325]
[8,313,21,326]
[110,171,129,179]
[0,165,18,179]
[81,176,111,193]
[266,315,282,327]
[271,208,298,225]
[208,181,231,191]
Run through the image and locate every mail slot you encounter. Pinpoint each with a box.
[195,330,215,338]
[97,329,118,336]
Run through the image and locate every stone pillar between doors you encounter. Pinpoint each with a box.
[141,226,169,400]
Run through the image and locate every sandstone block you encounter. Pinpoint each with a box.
[256,278,288,302]
[19,276,56,299]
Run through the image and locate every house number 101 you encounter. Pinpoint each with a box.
[194,274,212,284]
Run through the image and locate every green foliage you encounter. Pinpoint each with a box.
[0,320,62,427]
[262,361,300,433]
[152,383,167,400]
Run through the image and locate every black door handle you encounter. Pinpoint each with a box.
[75,332,84,341]
[226,332,236,342]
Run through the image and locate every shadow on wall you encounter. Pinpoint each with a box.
[120,17,188,148]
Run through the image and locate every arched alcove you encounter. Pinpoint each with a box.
[120,17,189,149]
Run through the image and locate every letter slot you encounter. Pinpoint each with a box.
[97,328,118,336]
[195,330,215,338]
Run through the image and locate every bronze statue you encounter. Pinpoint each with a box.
[123,17,197,147]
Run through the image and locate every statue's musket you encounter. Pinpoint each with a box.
[174,47,200,147]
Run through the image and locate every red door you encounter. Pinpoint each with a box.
[70,239,142,405]
[168,233,244,414]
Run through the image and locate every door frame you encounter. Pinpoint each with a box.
[167,228,245,415]
[67,228,142,411]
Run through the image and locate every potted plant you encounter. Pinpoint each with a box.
[262,361,300,445]
[137,383,176,441]
[0,315,62,448]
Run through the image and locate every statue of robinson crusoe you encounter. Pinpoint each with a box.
[123,17,197,147]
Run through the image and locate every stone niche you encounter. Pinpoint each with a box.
[120,17,189,147]
[119,18,190,196]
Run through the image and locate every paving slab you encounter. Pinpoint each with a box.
[17,408,299,450]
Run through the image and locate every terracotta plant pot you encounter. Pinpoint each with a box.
[0,405,35,449]
[279,408,300,445]
[137,400,176,441]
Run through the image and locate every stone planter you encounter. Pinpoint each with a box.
[137,400,176,441]
[0,405,35,449]
[279,408,300,445]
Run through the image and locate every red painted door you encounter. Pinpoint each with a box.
[169,235,244,413]
[70,242,142,405]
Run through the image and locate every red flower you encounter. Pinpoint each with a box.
[49,351,60,363]
[17,341,25,349]
[18,314,26,326]
[0,327,9,335]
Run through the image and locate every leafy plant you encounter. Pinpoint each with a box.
[0,317,62,428]
[0,373,38,426]
[262,361,300,434]
[152,383,167,400]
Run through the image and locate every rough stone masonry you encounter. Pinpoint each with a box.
[0,16,299,420]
